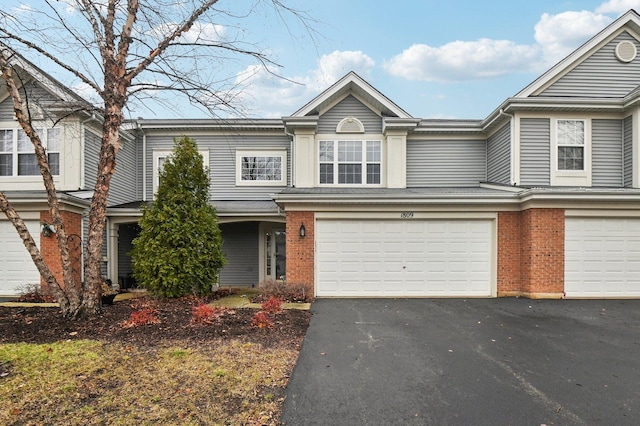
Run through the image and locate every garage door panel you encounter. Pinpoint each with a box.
[565,217,640,298]
[316,219,493,297]
[0,220,41,296]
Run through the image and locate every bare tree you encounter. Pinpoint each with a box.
[0,0,315,318]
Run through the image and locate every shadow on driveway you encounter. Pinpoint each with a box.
[282,298,640,425]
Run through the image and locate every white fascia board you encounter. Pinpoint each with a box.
[135,119,284,131]
[291,72,412,119]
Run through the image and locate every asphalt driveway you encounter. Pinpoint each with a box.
[282,298,640,425]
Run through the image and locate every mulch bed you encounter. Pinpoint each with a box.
[0,295,312,349]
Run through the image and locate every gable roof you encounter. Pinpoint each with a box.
[289,71,413,119]
[516,9,640,98]
[0,46,93,111]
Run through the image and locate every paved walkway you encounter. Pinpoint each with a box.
[282,298,640,425]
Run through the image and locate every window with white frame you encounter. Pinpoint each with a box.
[235,150,287,186]
[551,118,591,186]
[0,130,12,176]
[556,120,585,170]
[153,149,210,193]
[0,127,62,177]
[319,140,381,185]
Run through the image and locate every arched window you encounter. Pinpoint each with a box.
[336,116,364,133]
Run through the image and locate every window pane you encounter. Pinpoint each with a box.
[367,164,380,184]
[338,141,361,162]
[241,156,282,181]
[338,164,362,184]
[558,147,584,170]
[18,130,32,152]
[0,154,12,176]
[48,153,60,175]
[319,163,333,184]
[47,128,61,152]
[18,153,38,175]
[557,120,584,146]
[0,130,13,152]
[366,141,381,162]
[319,141,333,161]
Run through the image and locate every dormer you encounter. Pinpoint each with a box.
[283,72,419,189]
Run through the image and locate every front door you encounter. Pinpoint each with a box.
[265,228,286,281]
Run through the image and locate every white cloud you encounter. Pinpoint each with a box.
[149,22,226,44]
[70,82,101,104]
[384,39,541,82]
[384,7,621,83]
[596,0,640,14]
[180,22,226,43]
[311,50,375,87]
[231,51,375,117]
[534,11,613,64]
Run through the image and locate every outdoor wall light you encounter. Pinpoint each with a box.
[41,222,56,238]
[299,223,306,238]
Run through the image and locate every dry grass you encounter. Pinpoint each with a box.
[0,339,300,425]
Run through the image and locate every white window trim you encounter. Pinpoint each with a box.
[550,118,591,186]
[0,123,62,178]
[317,139,383,187]
[235,149,287,186]
[152,149,210,194]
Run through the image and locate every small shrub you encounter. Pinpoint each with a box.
[251,311,273,329]
[261,296,283,314]
[101,279,118,296]
[16,283,55,303]
[191,304,226,324]
[121,308,160,328]
[253,279,313,303]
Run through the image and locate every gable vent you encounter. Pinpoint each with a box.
[336,116,364,133]
[615,40,637,63]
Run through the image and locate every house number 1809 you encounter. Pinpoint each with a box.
[401,212,414,219]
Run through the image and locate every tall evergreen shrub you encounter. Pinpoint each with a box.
[132,136,225,297]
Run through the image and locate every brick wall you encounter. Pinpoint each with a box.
[497,212,522,294]
[285,211,314,295]
[40,210,83,291]
[497,208,564,298]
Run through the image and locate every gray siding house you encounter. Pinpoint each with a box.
[4,10,640,299]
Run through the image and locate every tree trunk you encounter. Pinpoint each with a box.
[82,105,122,317]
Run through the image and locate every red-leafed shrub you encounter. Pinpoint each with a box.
[261,296,283,314]
[121,308,160,328]
[251,311,274,329]
[191,304,226,324]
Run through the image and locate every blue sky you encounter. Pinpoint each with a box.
[7,0,640,120]
[233,0,637,120]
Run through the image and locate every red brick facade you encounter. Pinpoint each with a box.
[285,211,314,295]
[40,210,83,291]
[285,208,566,299]
[497,209,565,298]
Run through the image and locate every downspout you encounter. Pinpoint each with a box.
[498,108,516,186]
[79,113,97,283]
[284,125,295,188]
[140,122,147,201]
[80,113,97,190]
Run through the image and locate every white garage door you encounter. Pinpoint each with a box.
[316,219,494,297]
[565,217,640,298]
[0,220,41,296]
